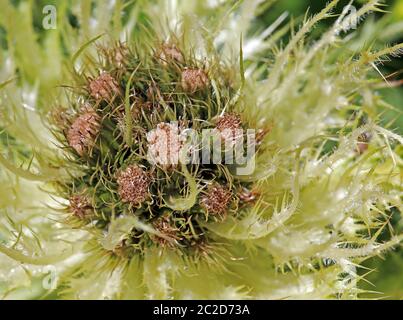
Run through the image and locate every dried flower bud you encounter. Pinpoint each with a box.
[69,194,93,219]
[216,112,242,144]
[200,184,232,218]
[89,72,120,100]
[151,215,181,247]
[117,165,151,205]
[238,187,260,205]
[181,68,209,93]
[67,108,100,156]
[146,122,187,167]
[356,132,372,154]
[157,44,184,64]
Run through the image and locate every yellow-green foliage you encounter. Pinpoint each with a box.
[0,0,402,299]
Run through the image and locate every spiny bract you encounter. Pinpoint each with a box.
[0,0,402,299]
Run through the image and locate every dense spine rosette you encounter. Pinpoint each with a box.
[48,37,254,257]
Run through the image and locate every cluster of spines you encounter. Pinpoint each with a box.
[52,40,261,257]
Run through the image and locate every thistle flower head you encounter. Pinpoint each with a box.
[151,215,181,248]
[0,0,402,300]
[181,68,209,93]
[216,112,242,143]
[117,165,151,205]
[146,122,187,167]
[67,107,100,156]
[200,184,232,218]
[88,72,120,101]
[69,194,93,219]
[45,36,240,259]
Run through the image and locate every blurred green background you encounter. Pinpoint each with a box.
[259,0,403,134]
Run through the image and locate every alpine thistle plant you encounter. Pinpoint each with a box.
[0,0,402,300]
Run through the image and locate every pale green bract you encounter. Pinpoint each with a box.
[0,0,402,299]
